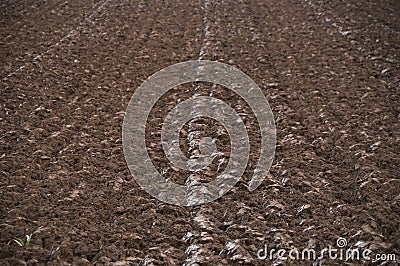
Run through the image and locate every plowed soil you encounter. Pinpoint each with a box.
[1,0,399,265]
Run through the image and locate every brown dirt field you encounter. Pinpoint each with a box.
[1,0,399,265]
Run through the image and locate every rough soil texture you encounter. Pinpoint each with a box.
[1,0,399,265]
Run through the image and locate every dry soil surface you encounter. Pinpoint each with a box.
[1,0,399,265]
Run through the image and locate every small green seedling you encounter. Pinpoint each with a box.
[12,234,32,247]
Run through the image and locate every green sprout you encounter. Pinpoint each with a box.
[12,234,32,247]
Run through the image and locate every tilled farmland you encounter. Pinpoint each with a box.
[1,0,399,265]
